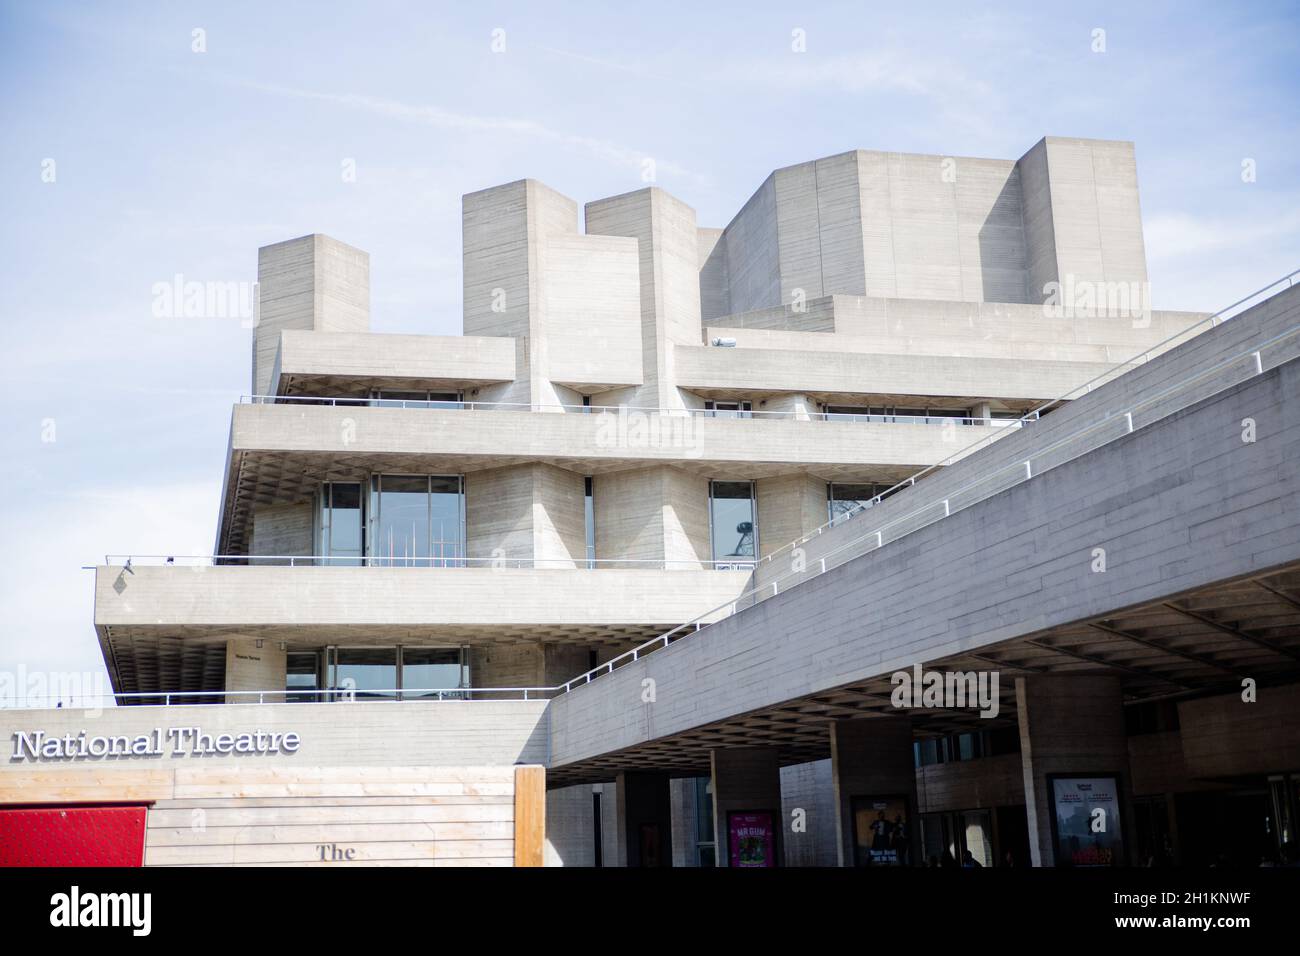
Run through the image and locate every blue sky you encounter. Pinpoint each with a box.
[1,1,1298,693]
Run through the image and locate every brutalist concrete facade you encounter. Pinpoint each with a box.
[81,136,1299,870]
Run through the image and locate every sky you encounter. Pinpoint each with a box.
[1,1,1298,698]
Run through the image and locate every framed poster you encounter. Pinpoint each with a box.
[727,810,776,868]
[850,795,911,866]
[1047,774,1125,867]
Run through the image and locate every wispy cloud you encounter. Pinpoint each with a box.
[232,78,698,183]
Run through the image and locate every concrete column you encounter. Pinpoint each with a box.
[781,758,837,866]
[1016,674,1133,867]
[594,466,709,569]
[613,770,673,867]
[756,474,827,558]
[465,463,586,567]
[710,746,783,867]
[255,234,369,396]
[586,187,703,410]
[462,179,579,408]
[829,717,918,867]
[224,639,286,703]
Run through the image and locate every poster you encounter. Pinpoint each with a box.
[851,796,910,866]
[1050,775,1125,867]
[727,811,776,867]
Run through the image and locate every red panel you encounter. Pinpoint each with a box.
[0,807,148,867]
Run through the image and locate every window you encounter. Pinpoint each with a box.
[369,474,464,567]
[286,651,322,702]
[824,404,973,425]
[324,645,470,701]
[371,389,463,409]
[317,482,364,565]
[709,480,757,568]
[704,400,752,419]
[330,647,397,699]
[827,482,897,524]
[694,776,717,867]
[399,647,467,698]
[584,477,596,568]
[823,404,877,422]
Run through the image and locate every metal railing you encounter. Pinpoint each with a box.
[102,554,755,571]
[8,687,557,709]
[238,392,1013,427]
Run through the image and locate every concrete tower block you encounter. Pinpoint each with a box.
[462,179,641,405]
[716,149,1034,311]
[585,187,704,409]
[254,234,369,395]
[697,226,729,322]
[1016,137,1148,307]
[461,179,578,407]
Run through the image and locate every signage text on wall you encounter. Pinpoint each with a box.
[9,726,300,762]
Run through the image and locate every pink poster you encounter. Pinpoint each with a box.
[728,811,776,868]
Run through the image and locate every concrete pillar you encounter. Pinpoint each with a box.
[586,187,703,410]
[1016,674,1133,867]
[710,746,783,867]
[594,466,709,569]
[830,717,918,867]
[465,463,586,567]
[255,234,369,396]
[224,639,286,703]
[756,474,826,558]
[780,758,838,866]
[613,771,673,867]
[462,179,579,409]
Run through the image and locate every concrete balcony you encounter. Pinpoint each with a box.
[227,400,1001,472]
[272,330,517,395]
[674,341,1123,401]
[94,563,752,644]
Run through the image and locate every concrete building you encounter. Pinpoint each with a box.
[3,137,1297,869]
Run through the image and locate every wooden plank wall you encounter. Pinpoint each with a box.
[3,764,548,867]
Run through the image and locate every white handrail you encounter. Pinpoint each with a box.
[5,687,557,710]
[239,393,1007,426]
[102,554,756,570]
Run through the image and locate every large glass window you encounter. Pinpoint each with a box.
[709,480,757,568]
[369,475,464,566]
[584,477,596,568]
[823,404,972,425]
[400,647,467,698]
[704,400,752,419]
[330,647,397,699]
[828,482,897,524]
[371,389,463,409]
[286,651,322,702]
[323,645,469,701]
[317,482,364,565]
[694,775,717,866]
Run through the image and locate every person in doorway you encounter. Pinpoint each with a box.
[962,850,983,868]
